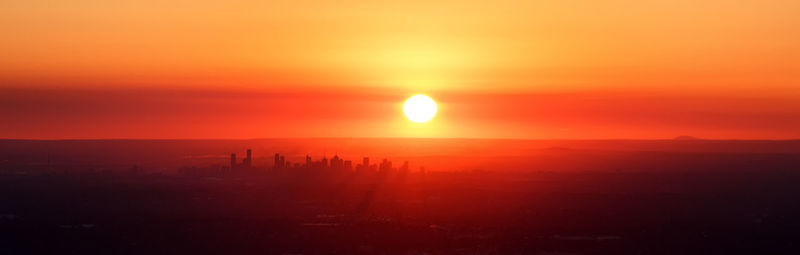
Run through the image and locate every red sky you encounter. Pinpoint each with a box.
[1,1,799,139]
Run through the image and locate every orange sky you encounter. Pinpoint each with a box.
[1,1,799,139]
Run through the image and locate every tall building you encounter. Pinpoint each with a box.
[400,161,409,173]
[379,158,392,172]
[305,155,312,167]
[330,155,343,169]
[230,153,237,170]
[245,149,252,167]
[274,153,281,169]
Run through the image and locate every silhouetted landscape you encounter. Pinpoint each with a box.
[2,138,800,254]
[5,0,800,253]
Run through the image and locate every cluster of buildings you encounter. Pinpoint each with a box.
[230,149,254,170]
[229,149,413,174]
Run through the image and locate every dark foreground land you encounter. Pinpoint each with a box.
[1,139,800,254]
[2,169,800,254]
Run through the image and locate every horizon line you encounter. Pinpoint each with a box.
[2,137,799,142]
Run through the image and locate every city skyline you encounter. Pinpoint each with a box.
[2,1,800,254]
[228,149,415,174]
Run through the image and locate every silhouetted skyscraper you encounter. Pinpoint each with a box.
[274,153,281,169]
[330,155,343,169]
[379,158,392,173]
[245,149,252,167]
[231,153,237,170]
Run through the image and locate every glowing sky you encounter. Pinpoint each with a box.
[1,0,799,139]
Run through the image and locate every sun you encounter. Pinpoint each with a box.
[403,95,437,123]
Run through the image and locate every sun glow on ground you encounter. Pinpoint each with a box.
[403,95,437,123]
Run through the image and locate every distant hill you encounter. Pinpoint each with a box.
[674,135,701,140]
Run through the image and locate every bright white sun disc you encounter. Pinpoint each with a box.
[403,95,437,123]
